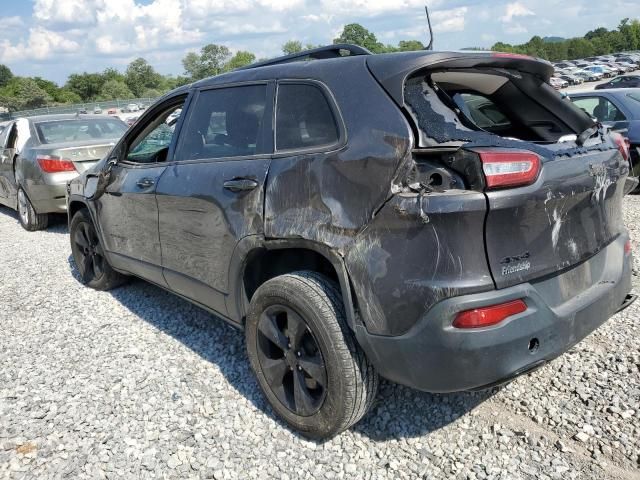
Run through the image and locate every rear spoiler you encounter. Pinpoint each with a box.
[366,51,554,107]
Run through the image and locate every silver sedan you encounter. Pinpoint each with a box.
[0,114,127,231]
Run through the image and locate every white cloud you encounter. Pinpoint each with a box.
[33,0,96,25]
[500,2,535,23]
[0,27,79,62]
[504,23,528,35]
[0,16,26,29]
[431,7,467,33]
[320,0,436,16]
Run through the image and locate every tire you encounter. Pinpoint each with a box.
[69,208,126,290]
[246,271,378,439]
[16,187,48,231]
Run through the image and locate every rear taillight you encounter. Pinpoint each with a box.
[453,299,527,329]
[611,132,631,162]
[476,150,541,189]
[36,155,76,173]
[625,239,632,256]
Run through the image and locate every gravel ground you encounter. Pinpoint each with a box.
[0,201,639,480]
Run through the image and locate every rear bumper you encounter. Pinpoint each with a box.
[29,182,69,213]
[355,234,633,393]
[26,171,78,213]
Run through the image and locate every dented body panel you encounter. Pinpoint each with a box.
[486,148,627,288]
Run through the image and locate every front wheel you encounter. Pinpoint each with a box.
[70,208,126,290]
[17,187,48,231]
[246,271,378,439]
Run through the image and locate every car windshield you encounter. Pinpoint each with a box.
[628,93,640,104]
[35,118,127,144]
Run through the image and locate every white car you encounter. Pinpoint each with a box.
[123,103,139,113]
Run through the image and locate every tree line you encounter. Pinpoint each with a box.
[0,18,638,113]
[492,18,640,62]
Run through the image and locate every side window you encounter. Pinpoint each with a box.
[126,101,185,164]
[572,97,626,123]
[176,85,267,161]
[276,83,340,151]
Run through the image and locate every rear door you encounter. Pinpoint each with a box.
[156,82,273,315]
[96,96,187,285]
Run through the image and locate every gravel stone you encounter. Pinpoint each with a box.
[1,198,640,479]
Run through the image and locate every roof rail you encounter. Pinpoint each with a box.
[238,43,372,71]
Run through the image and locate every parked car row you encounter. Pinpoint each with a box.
[1,46,637,440]
[76,103,149,116]
[551,51,640,90]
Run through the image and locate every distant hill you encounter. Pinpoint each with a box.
[542,36,566,43]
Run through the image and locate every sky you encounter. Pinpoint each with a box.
[0,0,637,85]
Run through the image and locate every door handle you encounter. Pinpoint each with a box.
[136,178,155,189]
[223,178,259,192]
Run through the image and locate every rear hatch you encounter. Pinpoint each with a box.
[368,52,630,288]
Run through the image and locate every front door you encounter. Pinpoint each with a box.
[155,83,273,316]
[96,97,186,285]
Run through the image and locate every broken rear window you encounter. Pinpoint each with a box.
[405,68,595,147]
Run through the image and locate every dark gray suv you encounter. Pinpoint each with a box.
[67,45,636,439]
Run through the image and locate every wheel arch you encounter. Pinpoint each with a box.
[228,236,360,331]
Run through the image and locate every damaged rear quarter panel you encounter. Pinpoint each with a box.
[344,190,494,336]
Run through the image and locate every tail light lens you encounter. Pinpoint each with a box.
[625,239,632,256]
[453,299,527,329]
[476,150,541,189]
[611,132,631,162]
[37,155,76,173]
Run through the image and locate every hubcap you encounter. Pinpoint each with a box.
[256,305,327,417]
[17,189,29,225]
[73,221,105,283]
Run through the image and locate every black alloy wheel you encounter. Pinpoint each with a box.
[73,220,105,284]
[256,304,328,416]
[69,209,126,291]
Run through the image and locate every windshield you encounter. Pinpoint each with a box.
[628,93,640,104]
[35,118,127,144]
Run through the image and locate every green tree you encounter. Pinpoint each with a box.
[54,88,82,104]
[182,44,231,80]
[282,40,303,55]
[66,72,105,101]
[125,58,162,97]
[141,88,162,98]
[0,77,52,111]
[0,65,13,88]
[224,51,256,71]
[397,40,425,52]
[333,23,385,53]
[99,80,133,100]
[102,67,125,83]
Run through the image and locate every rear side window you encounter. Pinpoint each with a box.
[176,85,267,161]
[35,119,127,144]
[276,83,340,151]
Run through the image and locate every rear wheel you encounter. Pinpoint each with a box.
[70,208,126,290]
[246,271,378,439]
[17,187,48,231]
